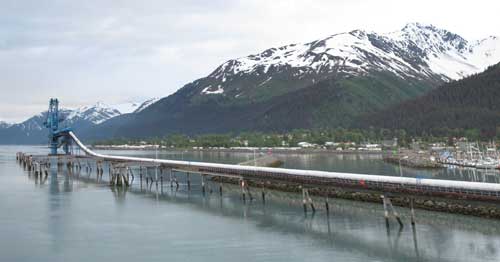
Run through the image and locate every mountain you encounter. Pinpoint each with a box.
[0,121,11,129]
[361,62,500,137]
[82,23,500,140]
[133,98,160,113]
[64,102,121,125]
[0,99,156,144]
[182,22,499,104]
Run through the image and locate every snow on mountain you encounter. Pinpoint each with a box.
[201,23,499,95]
[65,102,121,125]
[62,99,161,124]
[0,121,12,129]
[3,99,149,131]
[111,101,144,114]
[468,36,500,70]
[389,23,500,80]
[133,98,160,113]
[0,98,157,144]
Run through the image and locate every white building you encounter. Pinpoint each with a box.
[298,142,314,148]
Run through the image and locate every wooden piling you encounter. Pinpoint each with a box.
[387,197,404,228]
[305,189,315,213]
[410,197,416,226]
[122,173,130,187]
[201,175,206,195]
[382,195,390,228]
[261,190,266,205]
[302,188,308,214]
[325,197,330,216]
[240,180,246,203]
[169,169,173,188]
[140,167,143,187]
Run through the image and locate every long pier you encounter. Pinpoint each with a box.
[67,132,500,200]
[15,131,500,222]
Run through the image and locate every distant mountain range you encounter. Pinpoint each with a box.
[3,22,500,143]
[82,23,500,140]
[0,98,157,144]
[0,121,12,129]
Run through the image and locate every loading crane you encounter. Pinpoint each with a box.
[43,98,72,155]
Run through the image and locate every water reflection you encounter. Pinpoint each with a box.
[32,162,500,262]
[9,146,500,262]
[47,165,71,254]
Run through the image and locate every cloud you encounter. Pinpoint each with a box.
[1,0,499,122]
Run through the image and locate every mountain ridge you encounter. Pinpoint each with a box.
[0,99,157,144]
[5,22,500,142]
[360,62,500,137]
[79,23,500,140]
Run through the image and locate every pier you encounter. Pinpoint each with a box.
[14,99,500,224]
[15,129,500,220]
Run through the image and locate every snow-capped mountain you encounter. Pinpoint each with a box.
[0,121,12,129]
[111,101,144,115]
[83,22,500,139]
[195,22,499,97]
[64,102,121,125]
[0,99,156,144]
[134,98,160,113]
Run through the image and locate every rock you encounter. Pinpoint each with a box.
[437,201,447,209]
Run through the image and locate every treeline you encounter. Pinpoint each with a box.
[92,127,487,149]
[362,63,500,139]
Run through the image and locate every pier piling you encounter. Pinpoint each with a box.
[382,195,404,228]
[410,198,416,226]
[382,195,390,228]
[302,188,308,214]
[325,198,330,216]
[201,175,206,195]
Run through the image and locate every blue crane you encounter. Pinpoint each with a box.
[43,98,72,155]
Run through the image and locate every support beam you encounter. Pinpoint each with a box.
[240,179,246,203]
[410,197,416,226]
[382,195,390,228]
[382,194,404,228]
[302,188,308,214]
[325,197,330,216]
[201,175,206,195]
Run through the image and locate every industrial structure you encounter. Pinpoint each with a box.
[43,98,72,155]
[15,99,500,225]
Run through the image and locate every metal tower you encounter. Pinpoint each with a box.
[44,98,72,155]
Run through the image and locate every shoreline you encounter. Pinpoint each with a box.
[92,146,387,155]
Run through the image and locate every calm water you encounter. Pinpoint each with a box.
[2,146,500,262]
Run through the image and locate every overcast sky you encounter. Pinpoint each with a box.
[1,0,499,122]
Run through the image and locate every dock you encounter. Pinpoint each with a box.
[14,130,500,223]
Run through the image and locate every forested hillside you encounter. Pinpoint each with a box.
[362,63,500,138]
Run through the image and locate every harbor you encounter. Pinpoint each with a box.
[3,145,500,262]
[7,99,500,262]
[14,127,500,220]
[383,141,500,171]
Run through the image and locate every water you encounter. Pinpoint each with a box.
[2,146,500,262]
